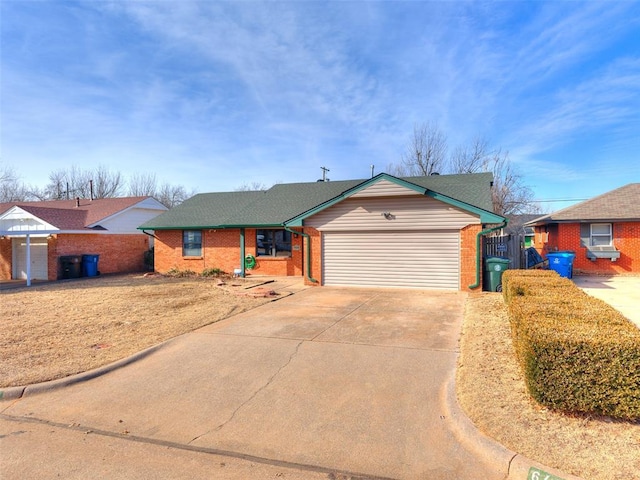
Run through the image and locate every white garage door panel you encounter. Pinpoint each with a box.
[13,238,48,280]
[323,231,459,289]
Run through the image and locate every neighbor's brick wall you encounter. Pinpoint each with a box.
[0,237,12,280]
[50,234,149,280]
[154,229,305,277]
[534,222,640,274]
[460,224,482,292]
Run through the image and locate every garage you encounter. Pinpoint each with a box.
[322,230,460,289]
[12,237,48,280]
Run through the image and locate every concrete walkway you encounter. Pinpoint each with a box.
[1,286,503,479]
[573,275,640,328]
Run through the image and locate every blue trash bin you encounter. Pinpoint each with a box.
[546,251,576,278]
[82,254,100,277]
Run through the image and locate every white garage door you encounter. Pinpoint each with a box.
[13,237,48,280]
[322,230,460,289]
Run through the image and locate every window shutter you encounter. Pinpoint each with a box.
[580,223,590,247]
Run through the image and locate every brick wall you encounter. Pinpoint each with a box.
[305,227,322,286]
[0,234,149,281]
[534,222,640,274]
[460,224,482,291]
[154,229,305,277]
[51,233,149,280]
[0,237,11,279]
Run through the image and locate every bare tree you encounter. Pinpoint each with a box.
[391,122,448,177]
[42,165,124,199]
[388,127,540,215]
[485,150,537,215]
[449,136,490,174]
[92,165,124,198]
[128,172,158,197]
[0,164,26,202]
[156,183,193,208]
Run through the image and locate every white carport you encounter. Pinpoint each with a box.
[0,206,60,286]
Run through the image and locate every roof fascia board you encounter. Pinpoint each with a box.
[285,174,427,226]
[527,217,640,226]
[137,223,286,231]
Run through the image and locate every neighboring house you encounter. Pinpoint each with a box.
[0,197,168,283]
[526,183,640,275]
[140,173,505,291]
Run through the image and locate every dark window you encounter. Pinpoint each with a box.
[256,229,291,257]
[183,230,202,256]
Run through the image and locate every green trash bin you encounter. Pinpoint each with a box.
[484,256,510,292]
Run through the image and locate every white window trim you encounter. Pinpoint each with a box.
[590,223,612,247]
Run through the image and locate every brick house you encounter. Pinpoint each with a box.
[140,173,505,291]
[0,197,167,283]
[526,183,640,275]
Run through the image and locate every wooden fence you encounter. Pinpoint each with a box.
[483,234,526,270]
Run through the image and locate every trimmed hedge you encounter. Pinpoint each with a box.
[502,270,640,420]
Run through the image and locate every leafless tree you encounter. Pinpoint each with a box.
[390,122,448,177]
[43,165,123,199]
[388,127,540,215]
[128,172,158,197]
[485,150,538,215]
[449,136,490,174]
[156,183,194,208]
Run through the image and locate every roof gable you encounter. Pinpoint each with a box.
[0,197,164,233]
[527,183,640,225]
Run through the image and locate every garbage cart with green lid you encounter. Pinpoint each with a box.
[484,256,510,292]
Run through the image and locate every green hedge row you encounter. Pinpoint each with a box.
[502,270,640,420]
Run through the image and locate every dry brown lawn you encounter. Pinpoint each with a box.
[458,293,640,480]
[0,274,273,387]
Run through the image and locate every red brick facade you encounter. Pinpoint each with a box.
[154,224,485,290]
[533,221,640,274]
[0,234,150,281]
[154,229,305,278]
[460,224,483,292]
[0,237,11,279]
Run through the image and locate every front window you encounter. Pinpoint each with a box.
[183,230,202,256]
[256,229,291,257]
[590,223,612,246]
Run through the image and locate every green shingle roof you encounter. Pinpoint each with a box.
[139,172,498,230]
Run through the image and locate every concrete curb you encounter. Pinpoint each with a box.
[442,372,584,480]
[0,342,170,402]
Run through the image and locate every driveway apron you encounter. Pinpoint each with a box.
[2,287,500,479]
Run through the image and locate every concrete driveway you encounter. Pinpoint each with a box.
[1,287,501,479]
[573,275,640,328]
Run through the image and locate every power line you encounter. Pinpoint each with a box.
[533,198,589,203]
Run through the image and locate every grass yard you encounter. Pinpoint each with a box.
[0,274,273,387]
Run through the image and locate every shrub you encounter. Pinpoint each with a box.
[201,267,226,277]
[505,271,640,420]
[165,267,197,278]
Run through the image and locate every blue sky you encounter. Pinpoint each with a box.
[2,1,639,212]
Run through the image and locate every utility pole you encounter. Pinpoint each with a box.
[320,166,330,182]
